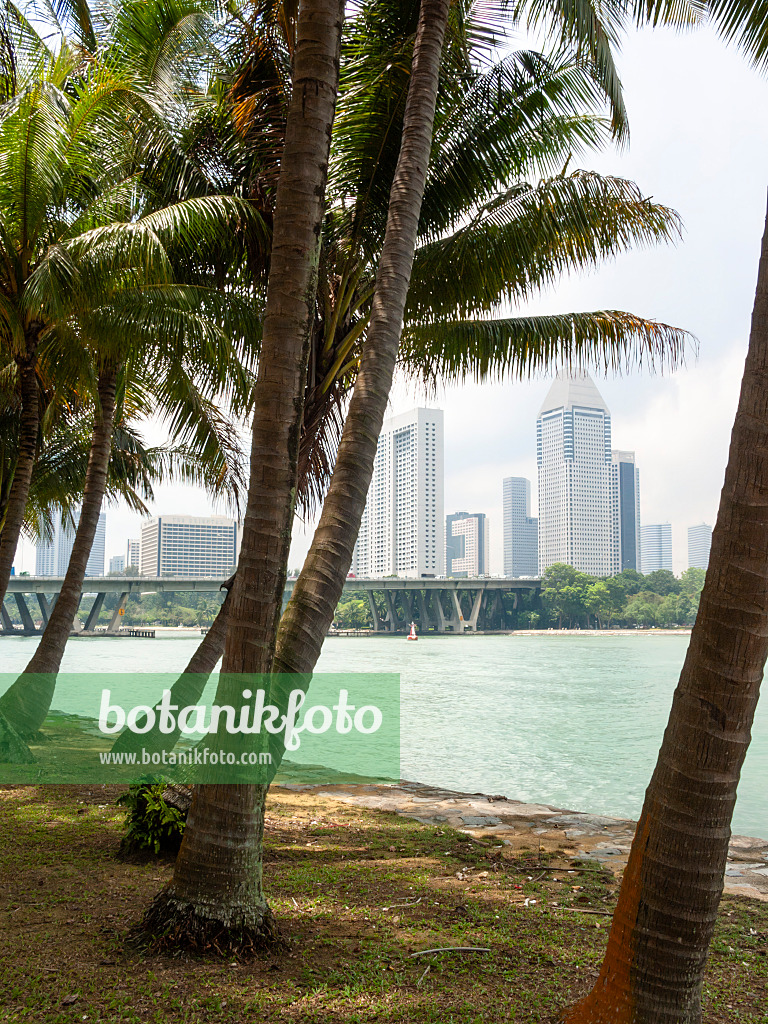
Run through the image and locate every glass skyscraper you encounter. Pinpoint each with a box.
[502,477,538,576]
[351,408,444,578]
[35,509,106,577]
[537,374,614,576]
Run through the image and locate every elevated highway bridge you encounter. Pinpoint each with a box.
[2,575,542,636]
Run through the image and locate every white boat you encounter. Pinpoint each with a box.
[406,622,418,641]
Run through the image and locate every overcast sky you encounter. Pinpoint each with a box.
[14,22,768,577]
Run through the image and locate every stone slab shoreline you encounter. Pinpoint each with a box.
[277,779,768,902]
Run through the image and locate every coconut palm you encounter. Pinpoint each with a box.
[562,208,768,1024]
[0,4,264,734]
[115,3,691,771]
[0,0,254,608]
[137,0,696,959]
[558,1,768,1019]
[140,0,346,954]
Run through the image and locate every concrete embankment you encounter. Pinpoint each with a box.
[277,779,768,901]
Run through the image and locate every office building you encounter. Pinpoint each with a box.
[109,554,125,573]
[609,451,641,573]
[351,408,444,578]
[502,477,539,576]
[139,515,239,577]
[446,512,489,576]
[35,509,106,577]
[537,374,613,576]
[641,523,673,574]
[126,538,140,570]
[688,523,712,570]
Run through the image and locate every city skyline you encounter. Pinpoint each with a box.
[9,25,765,579]
[22,386,715,580]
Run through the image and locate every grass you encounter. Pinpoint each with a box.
[0,785,766,1022]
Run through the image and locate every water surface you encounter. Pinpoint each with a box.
[1,631,765,837]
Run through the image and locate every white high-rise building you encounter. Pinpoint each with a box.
[139,515,239,577]
[502,477,538,576]
[35,509,106,577]
[351,408,444,578]
[609,451,641,574]
[109,554,125,573]
[688,523,712,570]
[641,523,673,574]
[446,512,489,576]
[537,374,613,576]
[126,538,140,570]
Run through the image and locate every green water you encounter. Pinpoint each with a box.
[1,632,766,837]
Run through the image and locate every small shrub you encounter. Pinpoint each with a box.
[117,783,187,858]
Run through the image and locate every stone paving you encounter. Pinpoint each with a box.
[279,779,768,902]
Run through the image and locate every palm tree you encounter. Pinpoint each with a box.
[135,0,691,963]
[265,2,689,673]
[560,205,768,1024]
[557,1,768,1018]
[0,10,105,608]
[118,6,691,767]
[141,0,346,954]
[0,0,256,609]
[0,232,258,733]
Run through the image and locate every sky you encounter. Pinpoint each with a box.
[14,22,768,578]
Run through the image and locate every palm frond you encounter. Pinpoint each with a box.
[400,309,694,384]
[407,171,683,319]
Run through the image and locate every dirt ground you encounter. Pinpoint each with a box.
[0,784,766,1023]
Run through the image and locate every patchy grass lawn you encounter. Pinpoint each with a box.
[0,785,766,1023]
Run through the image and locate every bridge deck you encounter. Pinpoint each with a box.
[2,576,541,635]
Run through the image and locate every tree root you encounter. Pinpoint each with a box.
[137,889,285,957]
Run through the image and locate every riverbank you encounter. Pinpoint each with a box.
[277,779,768,902]
[509,627,692,637]
[1,784,766,1023]
[327,627,693,637]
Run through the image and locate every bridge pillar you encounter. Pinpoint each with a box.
[383,590,399,632]
[1,601,15,633]
[466,589,483,631]
[450,590,465,632]
[37,593,52,628]
[83,593,105,632]
[13,593,36,634]
[367,591,391,633]
[106,593,129,634]
[416,590,433,632]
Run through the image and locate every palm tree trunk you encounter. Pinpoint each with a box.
[0,336,40,607]
[0,365,117,736]
[110,581,233,757]
[562,203,768,1024]
[142,0,345,955]
[274,0,451,676]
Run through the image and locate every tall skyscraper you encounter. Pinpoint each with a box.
[126,538,140,570]
[502,477,538,576]
[446,512,489,576]
[139,515,239,577]
[609,451,641,573]
[109,554,125,573]
[537,374,613,576]
[351,408,444,578]
[35,509,106,577]
[641,523,673,574]
[688,523,712,570]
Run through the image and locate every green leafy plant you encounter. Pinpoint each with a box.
[117,783,186,857]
